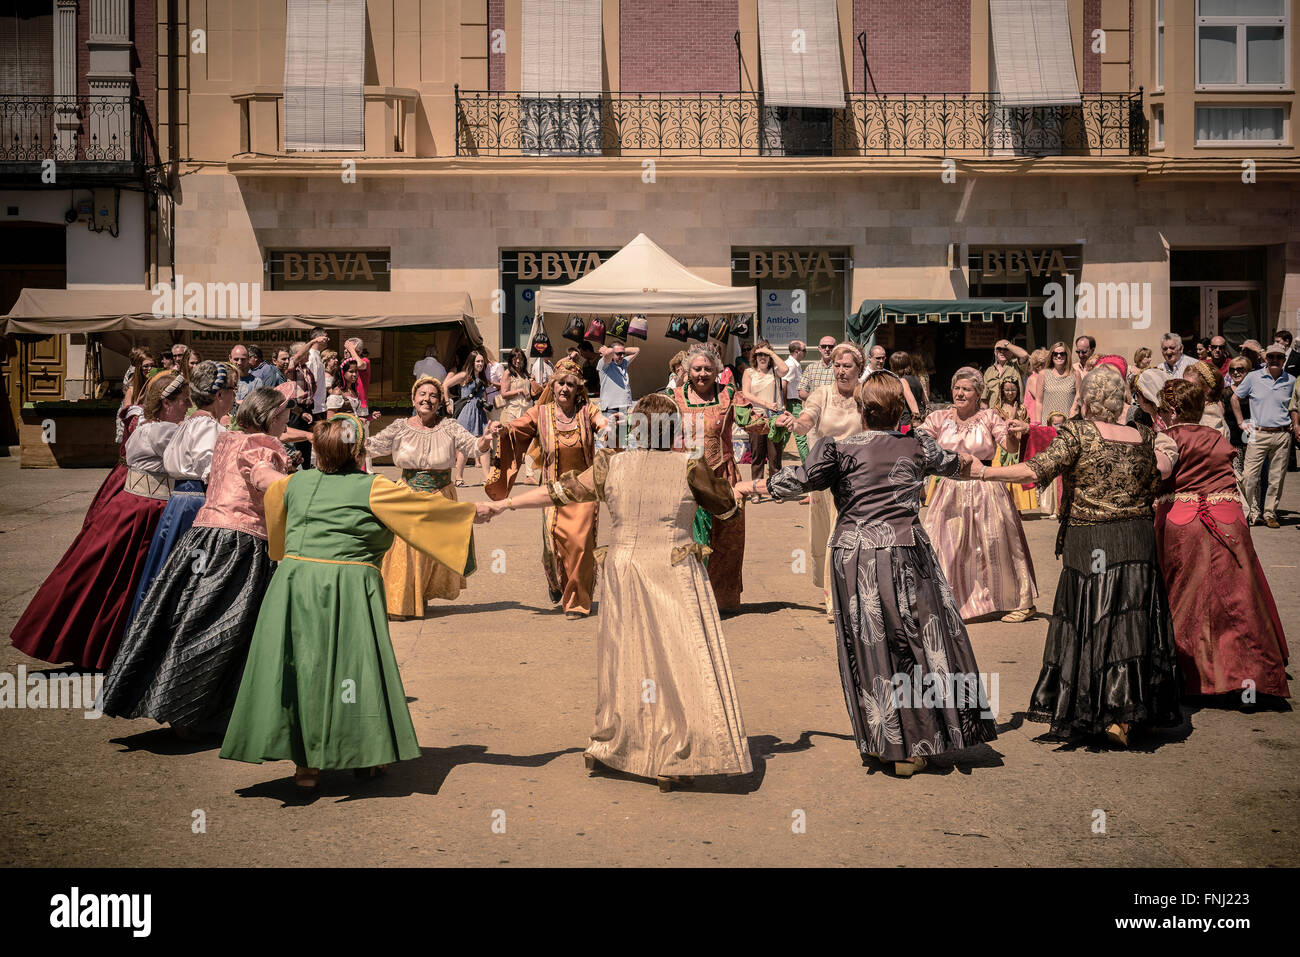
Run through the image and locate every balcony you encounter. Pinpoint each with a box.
[455,90,1147,159]
[0,95,145,184]
[232,86,419,158]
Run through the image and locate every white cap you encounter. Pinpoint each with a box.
[1136,368,1170,404]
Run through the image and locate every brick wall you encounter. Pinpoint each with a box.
[1084,0,1101,92]
[135,0,157,155]
[620,0,739,91]
[853,0,970,92]
[489,0,504,90]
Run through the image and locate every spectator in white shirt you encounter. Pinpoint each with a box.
[412,345,448,385]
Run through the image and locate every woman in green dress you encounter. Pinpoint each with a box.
[220,412,487,789]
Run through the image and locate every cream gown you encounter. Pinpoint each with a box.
[550,447,752,779]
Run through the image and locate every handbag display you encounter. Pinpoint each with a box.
[687,316,710,342]
[562,315,586,344]
[665,314,689,342]
[627,314,648,340]
[730,313,753,339]
[583,316,607,345]
[531,329,553,357]
[709,316,731,345]
[608,314,631,341]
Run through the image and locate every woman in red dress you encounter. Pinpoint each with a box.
[10,371,190,670]
[1154,379,1289,703]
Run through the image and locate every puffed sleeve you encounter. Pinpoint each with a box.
[768,436,840,500]
[239,436,292,492]
[365,419,403,458]
[983,408,1010,448]
[916,429,961,478]
[447,419,479,458]
[915,409,947,439]
[687,454,740,519]
[801,386,826,433]
[1153,431,1179,469]
[368,474,477,575]
[486,404,542,501]
[1026,420,1083,487]
[263,476,289,561]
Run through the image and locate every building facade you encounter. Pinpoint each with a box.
[9,0,1300,418]
[0,0,160,446]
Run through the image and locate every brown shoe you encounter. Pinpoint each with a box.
[1265,515,1280,529]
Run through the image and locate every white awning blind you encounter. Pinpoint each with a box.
[989,0,1082,107]
[283,0,366,151]
[521,0,603,95]
[757,0,845,109]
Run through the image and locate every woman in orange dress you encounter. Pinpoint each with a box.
[487,359,607,619]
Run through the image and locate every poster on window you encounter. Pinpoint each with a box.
[760,289,805,345]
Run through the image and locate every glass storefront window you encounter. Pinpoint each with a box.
[730,248,848,348]
[499,249,619,351]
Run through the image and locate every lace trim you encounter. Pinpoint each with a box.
[1154,490,1242,505]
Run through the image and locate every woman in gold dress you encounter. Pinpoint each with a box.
[484,393,751,791]
[365,376,492,618]
[486,359,608,619]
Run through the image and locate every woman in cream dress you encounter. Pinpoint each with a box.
[486,393,750,792]
[366,376,491,618]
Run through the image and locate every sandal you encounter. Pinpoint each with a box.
[1001,606,1036,623]
[455,479,467,488]
[1105,723,1129,749]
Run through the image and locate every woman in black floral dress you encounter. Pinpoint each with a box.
[737,373,997,777]
[973,364,1183,748]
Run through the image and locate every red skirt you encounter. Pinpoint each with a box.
[10,488,166,670]
[1155,499,1290,698]
[80,462,127,531]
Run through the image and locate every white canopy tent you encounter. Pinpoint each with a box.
[530,233,757,399]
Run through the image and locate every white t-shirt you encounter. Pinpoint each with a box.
[308,348,328,413]
[783,356,802,399]
[529,357,554,385]
[413,357,448,383]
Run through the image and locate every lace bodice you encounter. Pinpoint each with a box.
[366,417,478,471]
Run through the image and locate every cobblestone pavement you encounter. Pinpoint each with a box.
[1,457,1296,867]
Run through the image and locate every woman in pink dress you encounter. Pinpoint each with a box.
[917,367,1038,623]
[1153,379,1289,704]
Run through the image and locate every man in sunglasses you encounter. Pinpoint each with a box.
[799,336,838,400]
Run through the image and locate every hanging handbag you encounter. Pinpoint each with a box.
[627,314,649,340]
[531,329,553,358]
[666,314,689,342]
[730,313,753,339]
[688,316,710,342]
[562,315,586,344]
[584,316,607,345]
[608,314,631,341]
[710,316,731,346]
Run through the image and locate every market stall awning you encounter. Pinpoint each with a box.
[534,233,757,317]
[849,299,1029,343]
[2,288,482,341]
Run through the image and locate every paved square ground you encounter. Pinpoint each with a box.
[1,456,1296,867]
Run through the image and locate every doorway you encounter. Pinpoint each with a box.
[2,223,68,448]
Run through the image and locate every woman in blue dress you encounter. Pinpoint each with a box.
[445,349,490,487]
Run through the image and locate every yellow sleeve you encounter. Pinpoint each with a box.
[264,476,290,561]
[368,474,477,575]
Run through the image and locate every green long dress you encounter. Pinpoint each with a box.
[220,468,476,770]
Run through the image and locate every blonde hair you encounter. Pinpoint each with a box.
[1081,364,1125,422]
[830,342,865,370]
[1028,348,1050,373]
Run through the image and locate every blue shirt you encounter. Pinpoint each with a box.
[597,356,633,410]
[251,362,285,389]
[1235,369,1295,427]
[235,371,260,402]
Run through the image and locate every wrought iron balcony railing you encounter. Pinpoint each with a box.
[456,89,1146,158]
[0,94,145,172]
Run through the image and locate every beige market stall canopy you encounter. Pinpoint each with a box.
[530,233,756,399]
[2,288,482,340]
[533,233,757,318]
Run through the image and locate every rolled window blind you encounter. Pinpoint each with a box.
[757,0,845,109]
[284,0,365,151]
[521,0,602,95]
[989,0,1082,107]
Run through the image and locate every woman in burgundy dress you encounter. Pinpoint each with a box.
[1154,379,1289,703]
[10,371,190,670]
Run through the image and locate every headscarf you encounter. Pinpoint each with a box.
[328,411,366,458]
[1094,354,1128,381]
[1135,367,1170,404]
[535,358,587,407]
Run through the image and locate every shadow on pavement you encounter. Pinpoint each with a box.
[110,727,220,756]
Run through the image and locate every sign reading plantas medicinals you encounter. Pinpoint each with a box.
[265,249,391,291]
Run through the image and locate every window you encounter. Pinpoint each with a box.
[1196,0,1289,88]
[731,248,849,349]
[1152,104,1165,146]
[283,0,366,151]
[1195,105,1287,143]
[1157,1,1167,87]
[520,0,603,155]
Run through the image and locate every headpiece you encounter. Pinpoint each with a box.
[410,374,444,405]
[328,412,366,458]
